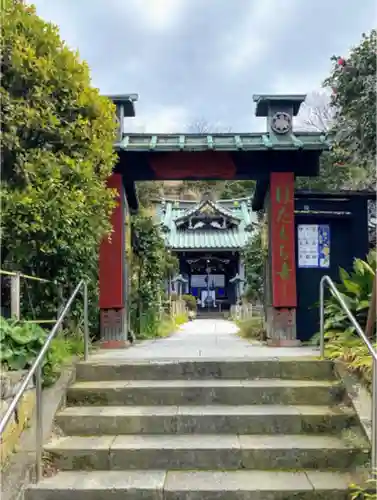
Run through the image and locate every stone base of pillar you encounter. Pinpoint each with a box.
[100,308,129,349]
[265,306,301,347]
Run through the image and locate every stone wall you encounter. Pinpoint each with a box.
[0,371,36,466]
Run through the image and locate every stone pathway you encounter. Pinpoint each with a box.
[93,319,319,360]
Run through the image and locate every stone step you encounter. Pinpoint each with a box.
[25,469,358,499]
[75,358,333,382]
[55,404,357,435]
[44,434,370,471]
[67,379,343,406]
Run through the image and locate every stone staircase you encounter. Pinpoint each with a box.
[26,358,370,499]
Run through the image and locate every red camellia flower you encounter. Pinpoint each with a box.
[337,57,346,66]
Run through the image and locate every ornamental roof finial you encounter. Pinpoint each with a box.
[201,190,215,203]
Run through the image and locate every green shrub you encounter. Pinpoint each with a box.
[1,1,118,333]
[314,250,377,390]
[324,251,376,334]
[181,294,197,311]
[130,212,168,338]
[0,316,84,387]
[151,312,188,338]
[350,469,377,499]
[237,317,266,341]
[323,328,375,390]
[174,313,188,326]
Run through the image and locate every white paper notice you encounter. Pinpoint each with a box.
[298,224,319,268]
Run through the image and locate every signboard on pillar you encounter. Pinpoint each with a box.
[298,224,330,268]
[270,172,297,307]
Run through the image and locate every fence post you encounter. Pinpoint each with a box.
[10,272,21,320]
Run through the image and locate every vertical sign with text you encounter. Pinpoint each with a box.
[270,172,297,307]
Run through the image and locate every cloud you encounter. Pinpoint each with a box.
[125,105,191,133]
[31,0,376,133]
[124,0,189,31]
[220,0,301,74]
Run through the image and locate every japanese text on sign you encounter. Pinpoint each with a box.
[270,173,297,308]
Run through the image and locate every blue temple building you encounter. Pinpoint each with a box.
[156,192,257,311]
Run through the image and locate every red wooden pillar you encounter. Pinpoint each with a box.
[99,173,127,348]
[267,172,298,346]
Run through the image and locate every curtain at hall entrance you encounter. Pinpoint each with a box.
[189,274,226,307]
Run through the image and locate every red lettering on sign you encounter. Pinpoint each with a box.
[270,172,297,307]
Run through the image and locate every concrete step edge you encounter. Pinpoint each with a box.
[25,469,361,494]
[44,433,369,452]
[56,404,356,417]
[68,379,340,389]
[76,358,331,366]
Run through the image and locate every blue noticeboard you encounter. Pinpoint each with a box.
[298,224,330,269]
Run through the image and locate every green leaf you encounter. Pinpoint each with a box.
[356,300,371,311]
[342,279,361,296]
[7,354,28,371]
[339,267,350,283]
[0,348,15,362]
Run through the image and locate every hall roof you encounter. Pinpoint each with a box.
[156,197,257,251]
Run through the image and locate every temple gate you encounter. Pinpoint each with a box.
[98,92,368,348]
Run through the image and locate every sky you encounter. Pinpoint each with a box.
[32,0,376,133]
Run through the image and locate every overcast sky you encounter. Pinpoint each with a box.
[32,0,376,133]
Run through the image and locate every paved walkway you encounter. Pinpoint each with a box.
[92,319,319,361]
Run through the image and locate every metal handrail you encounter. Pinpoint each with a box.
[0,268,61,323]
[0,280,89,481]
[0,269,52,283]
[319,275,377,469]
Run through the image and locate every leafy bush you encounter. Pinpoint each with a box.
[130,211,180,338]
[323,329,375,390]
[157,313,188,337]
[181,294,196,311]
[0,317,84,387]
[242,225,266,302]
[1,1,118,333]
[317,251,377,390]
[130,213,166,337]
[350,469,377,499]
[324,251,376,334]
[237,317,266,342]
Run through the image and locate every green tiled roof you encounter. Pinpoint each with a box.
[174,199,241,226]
[157,198,256,250]
[118,132,329,152]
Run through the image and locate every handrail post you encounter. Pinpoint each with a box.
[11,271,21,320]
[372,358,377,469]
[83,282,89,361]
[35,364,43,482]
[319,277,325,358]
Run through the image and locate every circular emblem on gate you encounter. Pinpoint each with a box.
[271,112,292,135]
